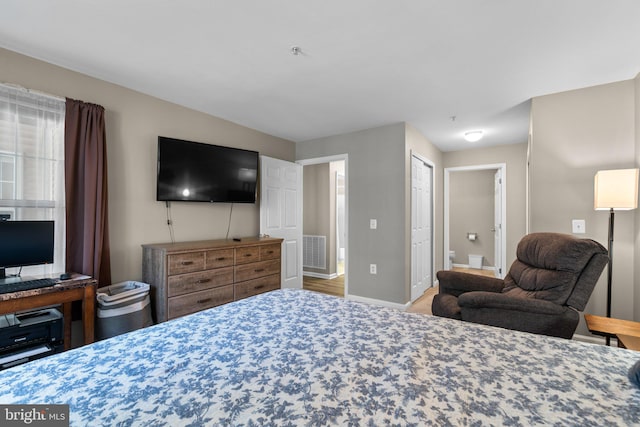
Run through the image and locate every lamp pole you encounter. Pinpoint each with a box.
[605,208,614,346]
[607,208,614,318]
[594,168,639,345]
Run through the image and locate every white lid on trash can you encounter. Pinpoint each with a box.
[97,281,150,304]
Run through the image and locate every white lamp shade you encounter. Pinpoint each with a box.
[594,168,639,210]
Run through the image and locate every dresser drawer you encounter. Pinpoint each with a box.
[260,244,281,261]
[205,249,234,269]
[235,259,281,282]
[235,274,280,300]
[168,252,205,275]
[167,267,234,297]
[235,246,260,265]
[168,285,234,319]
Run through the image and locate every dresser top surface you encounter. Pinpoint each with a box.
[142,236,283,253]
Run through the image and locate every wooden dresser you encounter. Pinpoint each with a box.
[142,237,282,322]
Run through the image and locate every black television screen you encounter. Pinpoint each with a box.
[0,220,54,276]
[156,136,259,203]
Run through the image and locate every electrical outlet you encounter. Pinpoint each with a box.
[572,219,586,234]
[370,264,377,274]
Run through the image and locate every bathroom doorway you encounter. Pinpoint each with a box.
[444,164,506,278]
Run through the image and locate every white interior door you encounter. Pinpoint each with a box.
[411,154,433,301]
[260,156,303,289]
[493,169,504,278]
[336,172,346,276]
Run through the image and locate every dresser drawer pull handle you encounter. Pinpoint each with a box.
[254,268,265,273]
[254,285,265,290]
[216,257,226,261]
[197,298,212,304]
[244,253,253,257]
[196,279,211,284]
[181,261,194,266]
[266,251,274,254]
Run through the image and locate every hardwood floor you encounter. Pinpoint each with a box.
[303,274,345,297]
[407,267,497,315]
[407,286,438,315]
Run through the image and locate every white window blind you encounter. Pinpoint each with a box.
[0,84,66,276]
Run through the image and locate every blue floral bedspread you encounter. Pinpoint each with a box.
[0,289,639,426]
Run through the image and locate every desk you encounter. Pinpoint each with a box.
[584,314,640,351]
[0,274,97,350]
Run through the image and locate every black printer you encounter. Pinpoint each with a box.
[0,307,64,370]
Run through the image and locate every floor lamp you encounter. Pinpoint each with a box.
[594,168,639,345]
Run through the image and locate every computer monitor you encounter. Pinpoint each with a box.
[0,220,54,279]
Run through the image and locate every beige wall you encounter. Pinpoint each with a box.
[443,143,528,270]
[303,164,328,237]
[530,80,637,335]
[0,47,295,285]
[449,170,495,267]
[298,123,409,304]
[302,163,333,276]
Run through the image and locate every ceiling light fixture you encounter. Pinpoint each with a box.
[291,46,302,56]
[464,130,484,142]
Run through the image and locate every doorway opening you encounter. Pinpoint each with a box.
[444,164,506,278]
[298,155,348,297]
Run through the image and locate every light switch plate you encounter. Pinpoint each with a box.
[572,219,586,234]
[370,219,377,229]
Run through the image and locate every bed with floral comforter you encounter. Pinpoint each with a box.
[0,289,639,426]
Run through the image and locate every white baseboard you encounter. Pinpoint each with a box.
[303,271,338,280]
[346,294,410,311]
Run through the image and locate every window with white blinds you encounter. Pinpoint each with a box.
[0,84,66,276]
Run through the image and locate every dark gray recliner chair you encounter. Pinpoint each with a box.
[432,232,608,339]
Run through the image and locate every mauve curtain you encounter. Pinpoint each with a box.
[64,98,111,286]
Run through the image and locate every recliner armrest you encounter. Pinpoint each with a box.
[457,291,579,339]
[436,270,505,297]
[458,291,568,315]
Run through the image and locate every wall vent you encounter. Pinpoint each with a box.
[303,235,326,269]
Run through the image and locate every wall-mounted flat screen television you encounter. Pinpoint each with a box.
[156,136,259,203]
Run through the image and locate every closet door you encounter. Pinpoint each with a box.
[411,154,433,301]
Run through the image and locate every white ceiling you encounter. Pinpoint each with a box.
[1,1,639,151]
